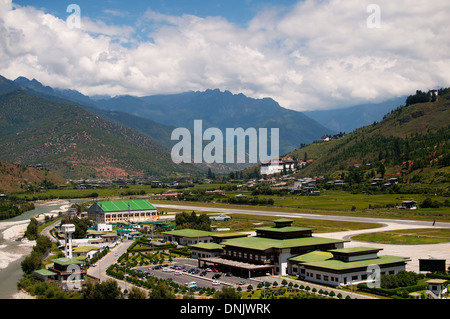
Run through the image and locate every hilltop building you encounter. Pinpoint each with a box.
[87,199,158,224]
[260,157,296,175]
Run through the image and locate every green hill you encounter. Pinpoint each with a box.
[0,90,201,179]
[290,89,449,186]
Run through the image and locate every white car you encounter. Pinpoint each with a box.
[174,271,182,275]
[212,280,221,286]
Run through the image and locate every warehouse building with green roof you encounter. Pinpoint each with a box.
[87,199,158,224]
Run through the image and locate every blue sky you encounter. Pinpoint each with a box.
[14,0,298,27]
[3,0,449,111]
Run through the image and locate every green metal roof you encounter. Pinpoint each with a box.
[298,255,410,271]
[96,200,156,212]
[289,249,410,271]
[72,246,100,253]
[51,257,84,266]
[255,226,314,233]
[222,236,347,251]
[163,229,213,238]
[328,247,381,254]
[189,242,225,250]
[34,269,57,276]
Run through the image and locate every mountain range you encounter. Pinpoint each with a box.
[303,96,407,134]
[0,74,417,180]
[0,89,199,179]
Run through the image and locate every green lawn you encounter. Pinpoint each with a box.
[352,228,450,244]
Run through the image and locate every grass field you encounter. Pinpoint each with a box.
[352,228,450,245]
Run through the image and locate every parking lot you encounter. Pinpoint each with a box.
[133,258,271,291]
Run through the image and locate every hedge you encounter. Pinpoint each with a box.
[357,283,428,297]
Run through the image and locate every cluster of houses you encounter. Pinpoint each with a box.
[32,199,161,289]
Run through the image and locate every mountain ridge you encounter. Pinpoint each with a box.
[289,88,450,183]
[0,89,201,179]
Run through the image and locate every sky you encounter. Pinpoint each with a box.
[1,0,449,111]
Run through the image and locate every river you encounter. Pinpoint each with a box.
[0,199,88,298]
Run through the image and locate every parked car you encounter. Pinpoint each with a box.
[212,273,221,279]
[200,271,207,276]
[212,280,221,286]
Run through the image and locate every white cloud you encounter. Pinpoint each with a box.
[0,0,449,111]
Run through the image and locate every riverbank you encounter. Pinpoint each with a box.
[0,199,73,299]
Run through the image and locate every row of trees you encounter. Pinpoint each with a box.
[0,201,35,221]
[175,211,211,231]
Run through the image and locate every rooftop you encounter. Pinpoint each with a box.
[328,247,382,255]
[289,250,410,271]
[72,246,100,253]
[255,226,314,233]
[222,236,347,251]
[95,200,156,212]
[34,269,57,276]
[51,257,84,266]
[164,229,213,238]
[189,242,225,250]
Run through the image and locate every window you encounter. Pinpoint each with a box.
[352,275,358,281]
[324,276,329,281]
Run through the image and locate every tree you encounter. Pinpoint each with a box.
[149,282,175,299]
[21,253,42,274]
[214,286,241,299]
[377,163,386,178]
[24,218,39,240]
[127,286,147,299]
[82,279,124,299]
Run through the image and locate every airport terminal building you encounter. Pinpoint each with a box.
[186,219,410,285]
